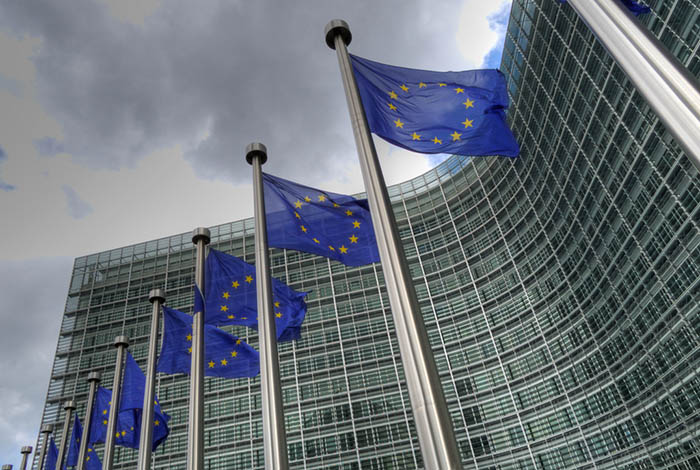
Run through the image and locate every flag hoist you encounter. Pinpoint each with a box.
[246,142,290,470]
[325,19,462,470]
[77,372,101,470]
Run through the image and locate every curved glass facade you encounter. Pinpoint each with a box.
[35,0,699,469]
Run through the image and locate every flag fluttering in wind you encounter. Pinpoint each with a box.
[65,414,82,467]
[45,437,58,470]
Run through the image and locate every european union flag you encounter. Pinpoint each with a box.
[120,351,170,451]
[84,446,102,470]
[559,0,650,15]
[45,436,58,470]
[350,54,519,157]
[263,173,380,267]
[89,387,139,448]
[65,414,82,467]
[205,249,309,340]
[156,303,260,378]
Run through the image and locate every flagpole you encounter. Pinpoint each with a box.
[246,142,289,470]
[55,400,76,470]
[37,424,53,470]
[19,446,32,470]
[77,372,101,470]
[188,228,210,470]
[103,336,129,470]
[567,0,700,173]
[2,465,12,470]
[138,289,166,470]
[325,20,462,470]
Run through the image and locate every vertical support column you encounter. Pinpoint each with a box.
[188,228,210,470]
[56,400,76,470]
[37,424,53,470]
[246,142,289,470]
[19,446,32,470]
[138,289,166,470]
[103,336,129,470]
[324,19,462,470]
[77,372,100,470]
[567,0,700,173]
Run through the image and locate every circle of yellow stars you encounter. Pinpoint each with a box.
[291,194,362,256]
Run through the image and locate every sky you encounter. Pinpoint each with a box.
[0,0,512,465]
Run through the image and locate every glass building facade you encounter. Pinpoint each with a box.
[35,0,699,468]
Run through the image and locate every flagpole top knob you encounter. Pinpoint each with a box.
[113,335,129,348]
[2,464,13,470]
[325,19,351,49]
[192,227,211,245]
[41,424,54,434]
[87,371,101,383]
[63,400,76,411]
[245,142,268,165]
[149,288,166,304]
[21,446,32,454]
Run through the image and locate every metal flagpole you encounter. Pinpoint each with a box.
[103,336,129,470]
[188,228,210,470]
[325,20,462,470]
[246,143,289,469]
[2,464,12,470]
[567,0,700,173]
[19,446,32,470]
[77,372,101,470]
[56,400,76,470]
[36,424,53,470]
[138,289,166,470]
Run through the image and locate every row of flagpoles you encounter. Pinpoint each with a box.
[9,2,700,469]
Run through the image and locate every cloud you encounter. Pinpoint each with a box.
[456,0,512,68]
[0,145,16,191]
[61,185,93,219]
[34,136,65,156]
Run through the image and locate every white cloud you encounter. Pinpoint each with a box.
[455,0,512,68]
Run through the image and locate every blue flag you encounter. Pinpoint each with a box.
[263,174,381,267]
[83,445,102,470]
[559,0,650,15]
[65,414,82,467]
[45,436,58,470]
[156,302,260,378]
[120,351,170,451]
[205,249,309,339]
[350,54,519,157]
[89,387,139,448]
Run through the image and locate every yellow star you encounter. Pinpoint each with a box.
[86,457,91,461]
[313,238,320,244]
[241,317,247,320]
[154,420,160,426]
[274,301,280,307]
[438,83,447,87]
[102,420,107,425]
[245,275,253,283]
[353,220,361,228]
[345,210,353,216]
[131,426,134,430]
[462,118,473,129]
[186,334,192,341]
[301,225,307,232]
[400,84,408,92]
[304,196,311,202]
[103,409,107,415]
[463,98,474,109]
[394,118,404,128]
[221,359,228,366]
[121,430,126,437]
[236,339,241,345]
[294,200,303,209]
[208,361,215,368]
[220,305,229,312]
[419,82,427,88]
[411,132,421,141]
[333,203,340,208]
[339,245,348,254]
[222,291,230,299]
[188,347,192,353]
[231,350,238,357]
[318,194,326,202]
[116,432,120,438]
[455,87,464,94]
[295,212,301,219]
[388,91,398,99]
[88,449,93,453]
[329,245,335,251]
[228,314,234,319]
[349,234,359,244]
[451,131,462,141]
[432,137,442,144]
[276,312,282,318]
[232,280,240,289]
[388,102,397,111]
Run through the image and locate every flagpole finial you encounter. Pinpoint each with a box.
[20,447,32,454]
[2,464,13,469]
[324,19,351,49]
[149,288,166,304]
[87,371,101,382]
[192,227,211,245]
[245,142,267,165]
[63,400,76,411]
[41,424,54,434]
[113,336,129,348]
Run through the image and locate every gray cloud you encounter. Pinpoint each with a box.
[0,0,475,184]
[0,145,16,191]
[34,136,65,156]
[62,185,93,219]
